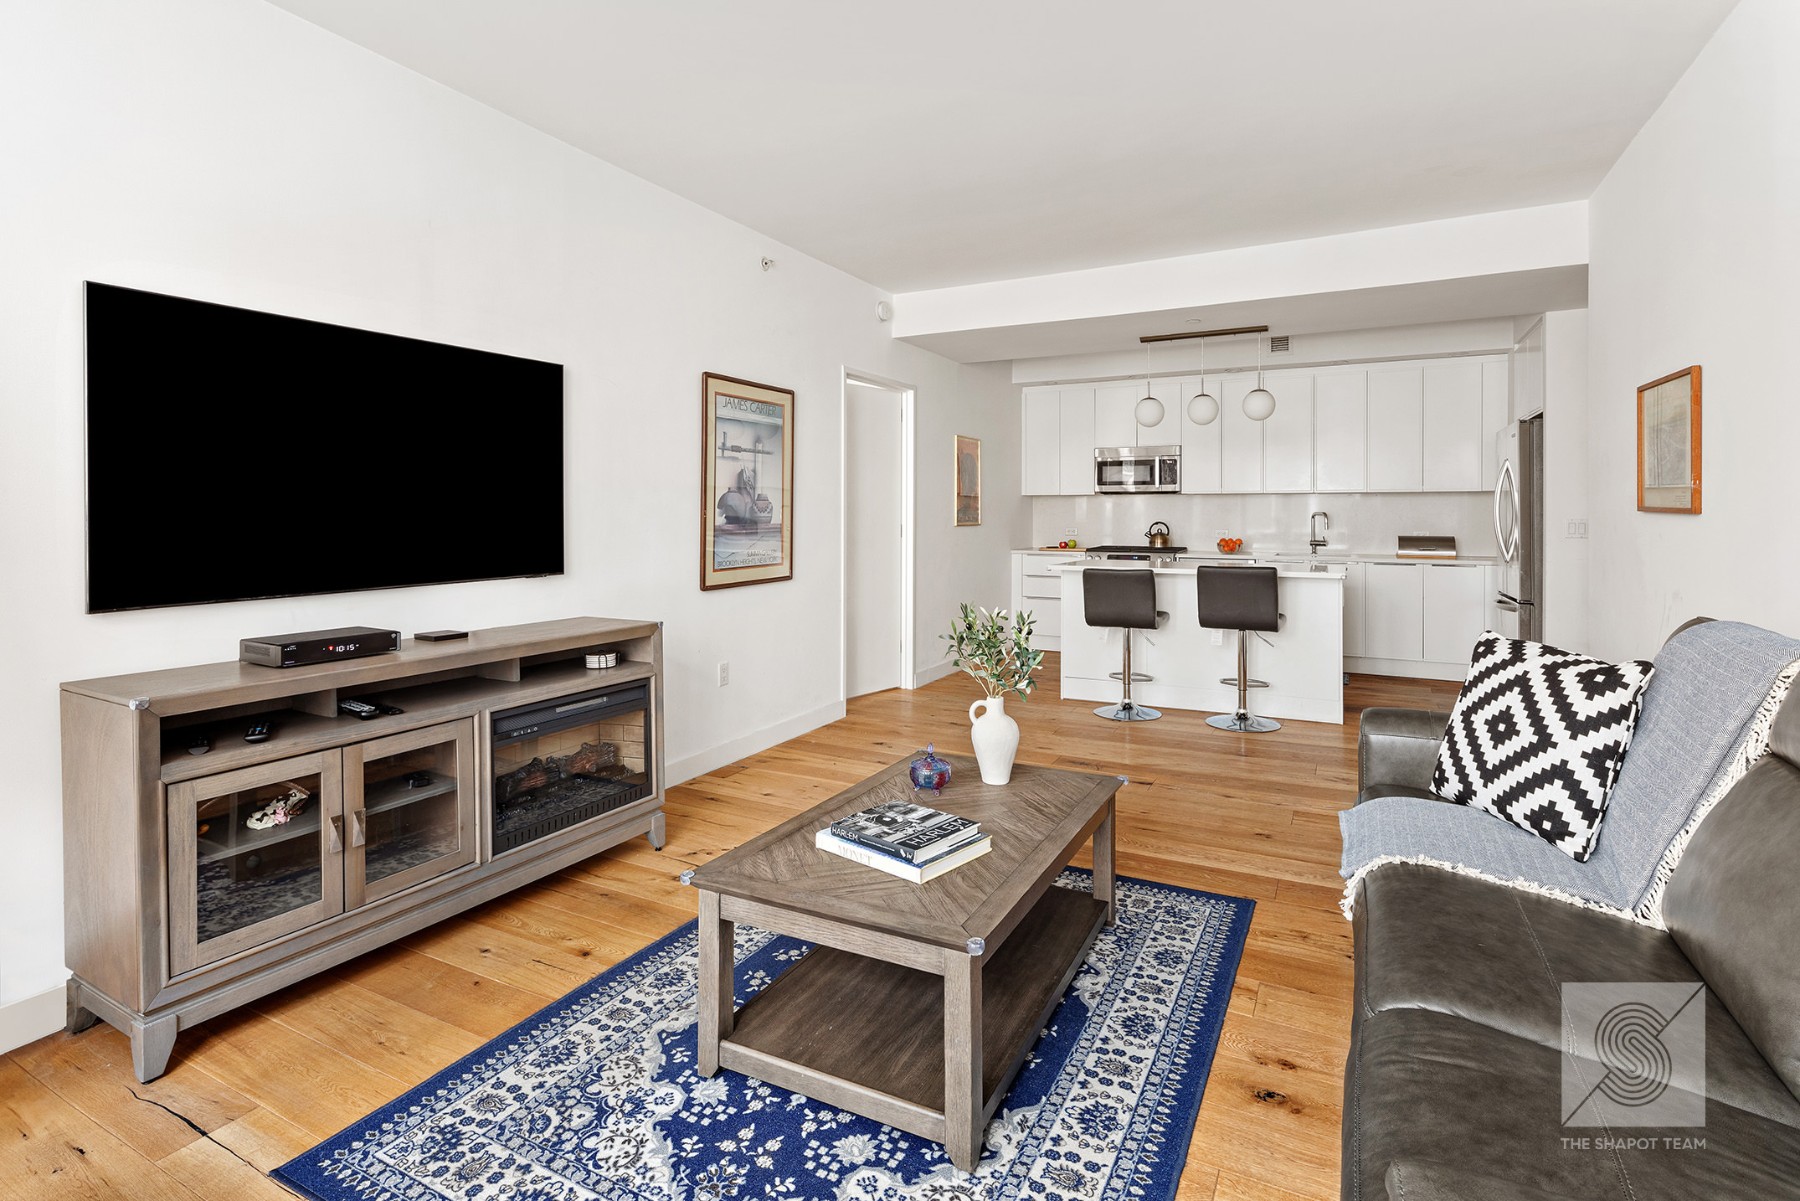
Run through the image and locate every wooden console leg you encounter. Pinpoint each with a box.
[65,981,100,1035]
[943,947,984,1172]
[130,1014,179,1083]
[648,811,666,850]
[696,890,733,1076]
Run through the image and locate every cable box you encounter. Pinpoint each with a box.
[240,626,400,669]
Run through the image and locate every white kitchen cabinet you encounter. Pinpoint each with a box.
[1363,561,1423,659]
[1343,562,1367,657]
[1513,318,1545,419]
[1314,369,1368,492]
[1011,551,1077,650]
[1367,368,1424,491]
[1421,562,1487,664]
[1220,375,1263,492]
[1057,387,1096,496]
[1261,370,1314,492]
[1097,381,1181,448]
[1024,354,1502,501]
[1094,383,1141,450]
[1482,360,1510,487]
[1021,387,1062,495]
[1179,376,1223,493]
[1422,361,1483,491]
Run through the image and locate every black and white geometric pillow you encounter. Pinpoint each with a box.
[1431,633,1656,861]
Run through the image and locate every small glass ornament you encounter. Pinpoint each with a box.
[909,744,952,794]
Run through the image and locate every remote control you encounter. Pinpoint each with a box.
[338,699,380,720]
[244,722,273,743]
[187,735,211,756]
[375,703,405,716]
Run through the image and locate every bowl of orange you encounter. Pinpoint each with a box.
[1217,537,1244,553]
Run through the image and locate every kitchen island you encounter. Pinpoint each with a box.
[1056,560,1346,725]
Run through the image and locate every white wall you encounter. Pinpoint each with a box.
[1539,310,1591,651]
[0,0,1023,1040]
[912,362,1030,681]
[1586,0,1800,660]
[896,204,1589,340]
[1012,318,1518,385]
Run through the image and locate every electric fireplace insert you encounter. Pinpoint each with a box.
[490,684,653,854]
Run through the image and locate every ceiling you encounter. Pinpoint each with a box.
[266,0,1733,298]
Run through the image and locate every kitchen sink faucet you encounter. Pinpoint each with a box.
[1309,511,1330,554]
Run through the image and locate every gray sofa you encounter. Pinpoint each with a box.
[1342,692,1800,1199]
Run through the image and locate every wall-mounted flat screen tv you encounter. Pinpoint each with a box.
[84,282,565,613]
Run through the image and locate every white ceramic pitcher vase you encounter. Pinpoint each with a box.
[968,695,1020,785]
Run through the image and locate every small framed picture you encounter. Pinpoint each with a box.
[1637,366,1701,514]
[702,373,795,590]
[955,435,981,526]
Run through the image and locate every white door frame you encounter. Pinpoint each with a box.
[841,369,915,697]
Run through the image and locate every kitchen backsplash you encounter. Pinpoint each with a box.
[1030,492,1501,556]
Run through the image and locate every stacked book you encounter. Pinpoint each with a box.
[815,799,990,882]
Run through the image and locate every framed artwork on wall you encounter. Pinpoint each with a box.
[1638,366,1701,514]
[955,435,981,526]
[701,372,794,589]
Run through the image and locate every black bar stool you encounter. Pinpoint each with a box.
[1196,565,1281,733]
[1082,568,1164,722]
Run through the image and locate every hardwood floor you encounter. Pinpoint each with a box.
[1,656,1458,1199]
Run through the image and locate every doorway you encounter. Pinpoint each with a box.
[843,373,914,698]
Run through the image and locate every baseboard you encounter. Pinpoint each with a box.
[0,983,67,1055]
[912,658,959,689]
[665,700,847,787]
[1345,657,1466,682]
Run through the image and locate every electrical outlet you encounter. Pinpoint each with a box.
[1064,526,1078,538]
[717,661,730,687]
[1567,519,1589,539]
[1211,629,1223,646]
[1215,529,1228,540]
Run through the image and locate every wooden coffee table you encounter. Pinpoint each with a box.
[687,754,1120,1171]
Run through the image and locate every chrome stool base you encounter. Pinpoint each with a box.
[1097,701,1162,722]
[1207,712,1280,733]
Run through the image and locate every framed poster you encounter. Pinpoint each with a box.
[701,373,794,590]
[954,435,981,526]
[1638,366,1701,514]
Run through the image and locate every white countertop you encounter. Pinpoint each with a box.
[1019,547,1496,566]
[1053,560,1345,580]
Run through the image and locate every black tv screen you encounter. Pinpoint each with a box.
[84,282,564,613]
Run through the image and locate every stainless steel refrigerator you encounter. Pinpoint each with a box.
[1493,414,1543,641]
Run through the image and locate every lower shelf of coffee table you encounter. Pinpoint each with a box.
[721,882,1108,1122]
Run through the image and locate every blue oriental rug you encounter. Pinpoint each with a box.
[274,870,1253,1201]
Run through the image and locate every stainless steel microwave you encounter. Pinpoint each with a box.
[1094,445,1181,493]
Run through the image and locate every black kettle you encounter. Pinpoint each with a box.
[1146,521,1172,548]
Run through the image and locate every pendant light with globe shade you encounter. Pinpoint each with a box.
[1243,334,1276,421]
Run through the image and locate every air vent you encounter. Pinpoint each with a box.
[1268,335,1291,354]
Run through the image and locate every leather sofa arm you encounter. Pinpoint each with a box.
[1357,708,1452,799]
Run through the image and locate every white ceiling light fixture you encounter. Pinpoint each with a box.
[1187,338,1219,426]
[1243,335,1276,422]
[1134,345,1164,428]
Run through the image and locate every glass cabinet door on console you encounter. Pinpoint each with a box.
[167,752,345,976]
[341,721,477,908]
